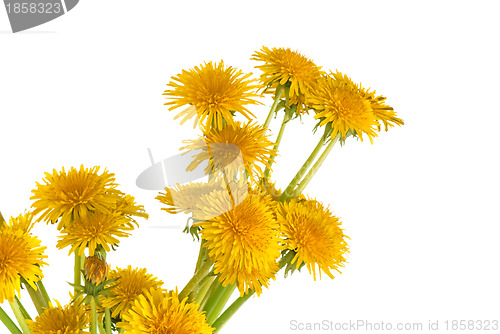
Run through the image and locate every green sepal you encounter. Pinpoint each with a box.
[183,217,200,241]
[275,100,286,114]
[279,250,305,278]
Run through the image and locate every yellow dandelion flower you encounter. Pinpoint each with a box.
[195,188,281,296]
[163,61,261,130]
[252,46,323,114]
[27,300,89,333]
[310,73,379,143]
[114,194,149,221]
[118,288,213,334]
[30,165,122,230]
[181,121,276,182]
[0,226,47,303]
[101,266,164,318]
[331,71,404,131]
[1,212,35,234]
[156,180,224,218]
[56,211,135,256]
[277,198,348,280]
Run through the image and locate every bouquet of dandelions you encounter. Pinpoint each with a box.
[0,46,403,333]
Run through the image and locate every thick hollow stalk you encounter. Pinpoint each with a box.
[194,242,207,273]
[264,113,289,180]
[23,282,48,315]
[211,292,252,333]
[194,275,215,305]
[90,299,97,334]
[188,272,213,303]
[199,277,219,310]
[206,283,236,325]
[97,322,105,334]
[279,133,327,201]
[105,308,112,334]
[202,280,227,323]
[74,251,82,296]
[292,134,340,197]
[36,281,50,308]
[14,297,31,321]
[211,251,295,332]
[0,306,22,334]
[9,300,31,334]
[263,86,285,129]
[178,260,213,301]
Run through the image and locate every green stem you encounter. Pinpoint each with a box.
[263,112,289,180]
[199,276,219,310]
[105,308,112,334]
[14,297,31,320]
[263,85,285,129]
[211,252,294,332]
[194,241,207,273]
[23,282,47,315]
[194,275,215,305]
[74,251,82,296]
[178,260,213,302]
[90,298,97,334]
[212,292,252,333]
[293,134,340,197]
[0,306,22,334]
[188,272,213,303]
[97,321,105,334]
[279,131,328,201]
[36,281,50,308]
[9,300,31,334]
[206,283,236,325]
[201,280,226,322]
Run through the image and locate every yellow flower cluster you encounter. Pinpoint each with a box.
[153,46,402,330]
[158,46,402,302]
[0,46,402,334]
[30,165,148,256]
[9,165,214,333]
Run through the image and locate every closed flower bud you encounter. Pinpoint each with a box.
[84,255,109,286]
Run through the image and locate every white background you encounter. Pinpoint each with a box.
[1,1,500,333]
